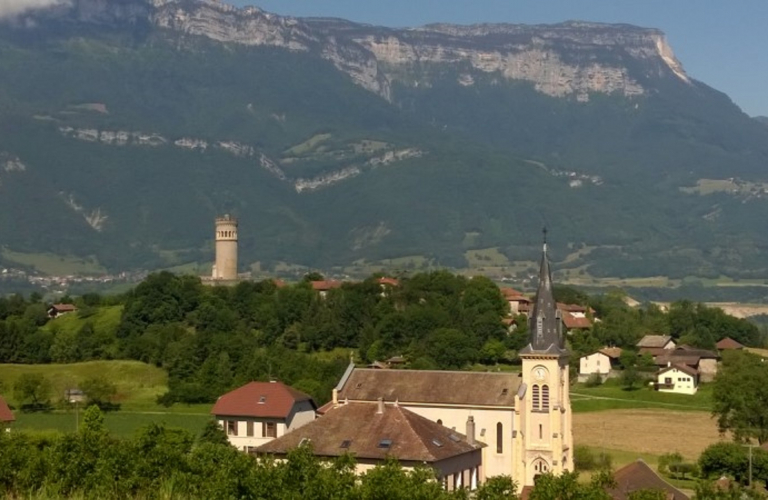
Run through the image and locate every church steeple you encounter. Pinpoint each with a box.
[521,229,566,355]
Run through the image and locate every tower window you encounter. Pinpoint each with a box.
[532,384,540,411]
[542,385,550,412]
[539,424,542,440]
[496,422,503,454]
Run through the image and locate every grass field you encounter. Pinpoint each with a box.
[43,305,123,336]
[572,380,712,413]
[1,361,214,437]
[1,248,105,275]
[573,408,725,461]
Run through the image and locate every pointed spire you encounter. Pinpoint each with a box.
[521,230,567,355]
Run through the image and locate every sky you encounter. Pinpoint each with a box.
[236,0,768,117]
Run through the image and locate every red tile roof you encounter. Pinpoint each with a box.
[609,459,689,500]
[211,381,314,419]
[716,337,745,350]
[377,277,399,287]
[0,396,14,423]
[311,280,343,291]
[50,303,77,312]
[256,402,484,463]
[562,314,592,329]
[500,287,524,298]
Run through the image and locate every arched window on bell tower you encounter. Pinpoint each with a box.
[532,384,540,411]
[542,385,550,412]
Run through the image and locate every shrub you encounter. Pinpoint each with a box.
[585,373,603,387]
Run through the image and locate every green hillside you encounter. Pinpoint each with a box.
[0,9,768,280]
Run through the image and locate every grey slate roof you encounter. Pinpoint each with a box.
[520,242,568,357]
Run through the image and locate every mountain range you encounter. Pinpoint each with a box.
[1,0,767,281]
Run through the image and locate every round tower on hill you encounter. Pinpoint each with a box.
[213,214,238,281]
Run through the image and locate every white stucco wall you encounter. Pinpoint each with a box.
[218,403,315,452]
[579,352,610,375]
[657,368,697,395]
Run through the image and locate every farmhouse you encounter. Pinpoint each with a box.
[0,395,14,431]
[311,279,343,298]
[716,337,744,350]
[47,303,77,318]
[578,347,622,379]
[256,400,485,491]
[637,335,676,351]
[211,381,316,452]
[655,364,699,395]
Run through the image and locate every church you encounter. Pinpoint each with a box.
[255,239,573,489]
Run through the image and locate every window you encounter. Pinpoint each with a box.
[532,384,540,411]
[378,439,393,449]
[340,440,352,449]
[437,419,443,426]
[542,385,550,412]
[263,422,276,438]
[496,422,503,453]
[665,377,672,385]
[246,421,254,437]
[227,420,238,436]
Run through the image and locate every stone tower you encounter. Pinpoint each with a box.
[212,214,238,281]
[512,230,573,487]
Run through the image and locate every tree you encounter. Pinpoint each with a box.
[80,376,118,411]
[199,420,231,447]
[475,475,518,500]
[13,373,51,410]
[712,350,768,444]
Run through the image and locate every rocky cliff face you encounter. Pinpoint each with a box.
[26,0,689,101]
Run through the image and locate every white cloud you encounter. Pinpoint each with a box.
[0,0,68,19]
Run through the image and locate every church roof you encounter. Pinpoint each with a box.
[520,237,567,357]
[336,367,521,407]
[255,402,484,463]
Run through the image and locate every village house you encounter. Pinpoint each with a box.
[578,347,622,381]
[211,381,316,452]
[500,287,531,316]
[608,459,689,500]
[47,303,77,319]
[0,395,14,432]
[653,346,719,382]
[256,400,485,491]
[310,280,343,298]
[716,337,745,351]
[637,335,676,352]
[655,364,699,395]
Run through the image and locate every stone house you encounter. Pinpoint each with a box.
[211,381,316,452]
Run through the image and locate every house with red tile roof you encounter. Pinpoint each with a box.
[256,400,485,491]
[310,280,343,298]
[47,303,77,319]
[608,459,689,499]
[716,337,745,350]
[0,395,15,431]
[211,381,316,452]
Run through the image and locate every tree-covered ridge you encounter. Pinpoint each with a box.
[1,272,764,407]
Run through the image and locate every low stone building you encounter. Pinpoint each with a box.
[255,400,485,491]
[211,381,316,452]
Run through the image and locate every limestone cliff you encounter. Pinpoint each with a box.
[26,0,689,101]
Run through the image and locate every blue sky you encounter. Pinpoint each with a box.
[235,0,768,117]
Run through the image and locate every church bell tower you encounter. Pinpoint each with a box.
[512,230,573,487]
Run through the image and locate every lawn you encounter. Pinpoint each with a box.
[571,379,712,413]
[43,305,123,337]
[1,360,214,437]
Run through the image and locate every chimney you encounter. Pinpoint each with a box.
[466,416,476,446]
[332,388,339,407]
[377,397,384,414]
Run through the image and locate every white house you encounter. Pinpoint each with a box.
[655,364,698,395]
[211,381,316,452]
[579,347,622,378]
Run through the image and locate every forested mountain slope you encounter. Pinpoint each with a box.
[1,0,767,278]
